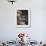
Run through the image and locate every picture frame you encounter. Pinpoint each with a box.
[16,8,31,28]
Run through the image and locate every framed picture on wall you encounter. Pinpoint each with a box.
[16,8,31,28]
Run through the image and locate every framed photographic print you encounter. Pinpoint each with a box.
[16,8,31,28]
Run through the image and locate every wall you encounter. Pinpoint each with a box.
[0,0,46,42]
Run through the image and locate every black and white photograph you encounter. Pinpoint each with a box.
[16,8,30,27]
[17,10,28,25]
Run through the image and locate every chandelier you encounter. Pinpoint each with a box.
[8,0,16,4]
